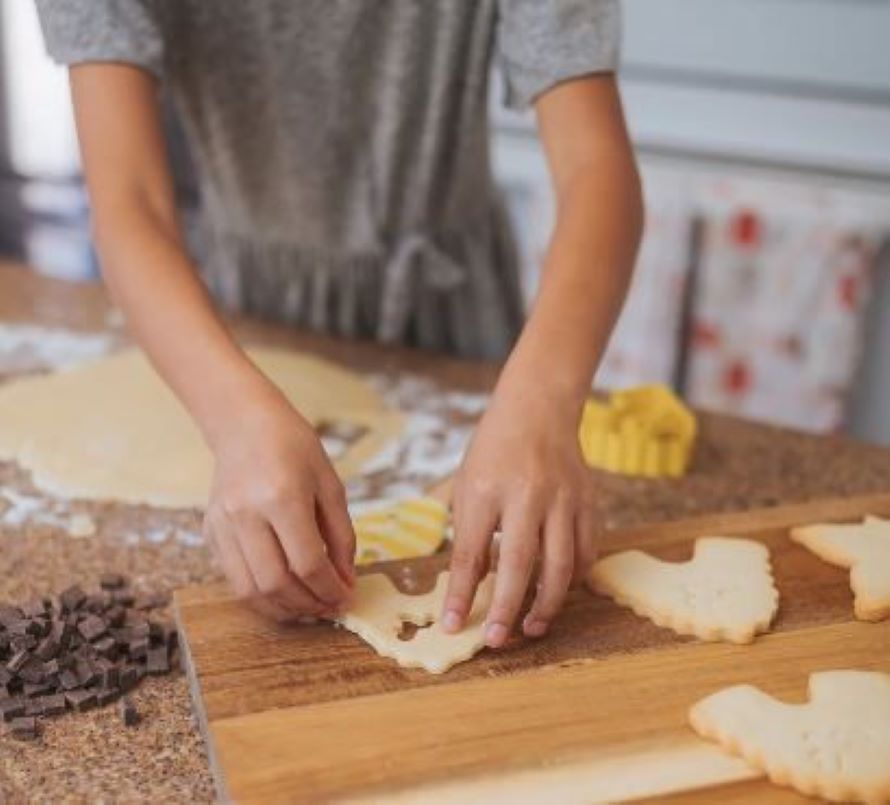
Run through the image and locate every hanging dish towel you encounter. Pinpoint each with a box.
[686,177,889,432]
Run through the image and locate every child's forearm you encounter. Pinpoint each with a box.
[496,75,642,415]
[71,64,278,448]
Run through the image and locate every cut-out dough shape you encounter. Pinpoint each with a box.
[338,571,493,674]
[690,670,890,804]
[589,537,778,643]
[791,516,890,622]
[0,348,403,508]
[353,497,449,565]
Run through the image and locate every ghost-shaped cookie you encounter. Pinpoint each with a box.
[589,537,778,643]
[791,516,890,622]
[338,571,493,674]
[690,670,890,804]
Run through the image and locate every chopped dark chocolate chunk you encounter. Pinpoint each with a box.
[120,695,140,727]
[25,699,43,716]
[35,635,59,662]
[40,693,67,716]
[58,669,80,691]
[75,659,98,688]
[96,687,120,706]
[23,681,53,698]
[85,593,112,614]
[105,606,126,628]
[59,585,86,613]
[10,634,38,652]
[111,590,135,607]
[93,636,118,659]
[145,646,170,675]
[6,649,30,674]
[64,688,97,712]
[7,619,39,637]
[129,637,149,659]
[0,698,26,722]
[50,619,72,650]
[19,659,46,685]
[163,625,179,651]
[99,664,119,689]
[42,658,60,675]
[100,574,127,591]
[119,666,139,692]
[77,615,107,643]
[9,715,39,740]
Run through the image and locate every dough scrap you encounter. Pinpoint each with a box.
[589,537,778,643]
[353,497,449,565]
[791,516,890,622]
[338,571,493,674]
[690,670,890,804]
[0,348,403,508]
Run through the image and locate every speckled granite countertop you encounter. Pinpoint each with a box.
[1,262,889,803]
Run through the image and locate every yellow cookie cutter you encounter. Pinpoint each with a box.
[353,496,449,565]
[579,385,696,478]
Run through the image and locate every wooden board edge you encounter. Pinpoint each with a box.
[343,739,761,804]
[600,491,890,550]
[174,595,233,804]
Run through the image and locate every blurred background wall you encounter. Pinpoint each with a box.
[1,0,888,442]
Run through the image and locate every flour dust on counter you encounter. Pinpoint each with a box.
[0,322,114,376]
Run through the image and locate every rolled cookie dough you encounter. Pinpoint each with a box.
[338,571,494,674]
[0,348,403,508]
[791,516,890,622]
[589,537,778,643]
[690,670,890,804]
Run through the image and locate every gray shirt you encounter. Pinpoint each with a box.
[37,0,620,358]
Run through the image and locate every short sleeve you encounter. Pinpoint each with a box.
[497,0,621,109]
[35,0,164,78]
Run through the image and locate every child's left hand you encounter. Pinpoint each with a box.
[442,380,599,648]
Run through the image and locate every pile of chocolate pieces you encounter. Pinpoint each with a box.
[0,574,177,741]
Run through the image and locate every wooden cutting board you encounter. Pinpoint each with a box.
[175,493,890,803]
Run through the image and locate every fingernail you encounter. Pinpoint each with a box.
[485,622,508,647]
[523,617,548,638]
[442,610,462,633]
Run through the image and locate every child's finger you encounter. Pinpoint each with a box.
[523,501,574,637]
[484,504,541,648]
[235,511,330,616]
[316,476,357,587]
[442,490,498,633]
[270,500,352,609]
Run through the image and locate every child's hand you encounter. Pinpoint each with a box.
[203,393,355,622]
[443,384,598,647]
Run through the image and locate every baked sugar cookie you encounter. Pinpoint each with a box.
[339,571,493,674]
[690,670,890,804]
[589,537,778,643]
[791,516,890,621]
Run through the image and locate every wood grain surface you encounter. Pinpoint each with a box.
[176,493,890,803]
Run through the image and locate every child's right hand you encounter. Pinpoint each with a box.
[202,392,356,622]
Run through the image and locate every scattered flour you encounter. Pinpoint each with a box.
[0,323,114,374]
[356,373,488,505]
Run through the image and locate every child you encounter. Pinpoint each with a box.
[37,0,642,648]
